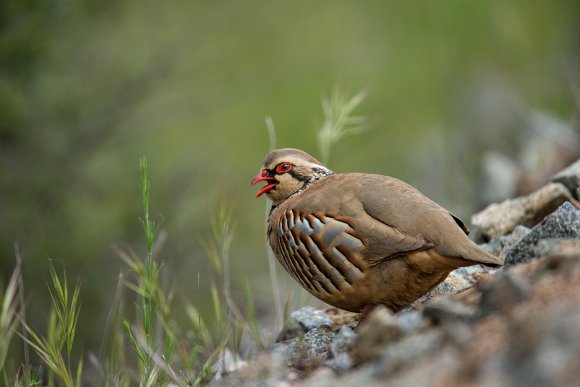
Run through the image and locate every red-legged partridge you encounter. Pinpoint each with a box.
[251,148,502,319]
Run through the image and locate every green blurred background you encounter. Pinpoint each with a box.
[1,0,579,355]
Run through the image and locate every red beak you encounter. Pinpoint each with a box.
[251,170,278,198]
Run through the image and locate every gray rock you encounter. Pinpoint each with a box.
[551,158,580,199]
[423,300,475,345]
[416,265,492,306]
[276,315,305,342]
[453,264,490,278]
[330,326,356,358]
[395,310,426,334]
[430,271,472,296]
[350,306,404,366]
[423,299,476,325]
[372,330,445,378]
[498,225,531,261]
[479,271,530,316]
[480,225,529,265]
[472,182,574,240]
[326,353,353,375]
[534,238,580,258]
[290,306,334,331]
[287,326,336,369]
[269,344,290,382]
[326,326,356,373]
[504,202,580,266]
[277,307,333,342]
[501,306,580,387]
[481,238,503,256]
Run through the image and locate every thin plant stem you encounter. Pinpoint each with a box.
[15,243,30,366]
[317,88,367,165]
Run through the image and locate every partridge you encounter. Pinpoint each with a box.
[251,148,502,318]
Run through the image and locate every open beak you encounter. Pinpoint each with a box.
[251,170,278,198]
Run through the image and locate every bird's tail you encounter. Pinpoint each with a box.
[458,240,503,268]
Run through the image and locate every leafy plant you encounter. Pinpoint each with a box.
[120,157,178,386]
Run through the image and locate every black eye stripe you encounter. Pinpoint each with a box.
[288,169,310,183]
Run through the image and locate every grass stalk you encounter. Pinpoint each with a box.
[0,261,20,375]
[317,88,367,165]
[140,157,157,348]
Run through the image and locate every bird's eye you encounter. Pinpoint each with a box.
[275,162,293,174]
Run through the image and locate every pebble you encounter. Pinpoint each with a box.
[472,182,574,240]
[287,326,336,369]
[504,202,580,265]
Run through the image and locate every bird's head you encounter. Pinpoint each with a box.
[251,148,333,205]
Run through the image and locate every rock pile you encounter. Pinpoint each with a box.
[216,159,580,387]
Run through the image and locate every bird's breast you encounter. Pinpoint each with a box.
[272,209,367,298]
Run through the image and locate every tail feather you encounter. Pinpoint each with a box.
[460,241,503,268]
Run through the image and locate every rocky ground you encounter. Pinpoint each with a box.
[215,159,580,387]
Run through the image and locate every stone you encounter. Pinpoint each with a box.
[416,264,493,307]
[503,308,580,387]
[423,299,475,345]
[323,307,358,329]
[534,238,580,258]
[277,307,334,342]
[504,202,580,266]
[372,330,445,379]
[551,158,580,199]
[497,225,530,261]
[212,352,277,387]
[329,326,356,358]
[276,316,305,342]
[479,271,530,316]
[453,264,492,279]
[269,344,291,382]
[395,310,426,334]
[326,326,356,373]
[423,299,476,325]
[480,238,503,256]
[290,306,334,331]
[350,306,404,366]
[471,182,575,240]
[430,271,472,296]
[287,326,336,369]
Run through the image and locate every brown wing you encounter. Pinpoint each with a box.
[354,174,502,267]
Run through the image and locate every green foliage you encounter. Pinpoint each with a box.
[20,263,82,387]
[117,158,266,386]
